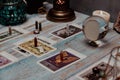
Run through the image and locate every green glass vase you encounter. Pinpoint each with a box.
[0,0,26,26]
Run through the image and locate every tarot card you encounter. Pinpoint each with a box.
[37,48,86,73]
[18,38,56,57]
[13,27,29,34]
[51,24,82,39]
[38,36,57,45]
[22,16,46,32]
[12,47,31,57]
[9,49,27,60]
[0,52,17,69]
[76,59,117,80]
[0,28,23,43]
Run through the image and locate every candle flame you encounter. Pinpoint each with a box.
[57,0,65,5]
[100,11,103,15]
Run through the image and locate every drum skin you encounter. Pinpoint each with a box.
[83,16,108,41]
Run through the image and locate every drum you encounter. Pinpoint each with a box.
[83,16,109,41]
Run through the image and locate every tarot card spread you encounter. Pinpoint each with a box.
[38,48,86,72]
[18,39,56,57]
[79,62,114,80]
[52,25,82,39]
[0,29,23,43]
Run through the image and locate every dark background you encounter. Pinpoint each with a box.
[47,0,120,22]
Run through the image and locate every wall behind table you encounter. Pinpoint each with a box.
[47,0,120,22]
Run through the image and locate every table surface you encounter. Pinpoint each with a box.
[0,11,120,80]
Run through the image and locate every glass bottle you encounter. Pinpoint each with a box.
[0,0,26,26]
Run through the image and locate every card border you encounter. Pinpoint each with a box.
[16,38,56,58]
[0,28,24,44]
[50,24,82,40]
[37,36,57,45]
[75,56,116,80]
[12,47,32,57]
[0,52,17,69]
[37,48,86,73]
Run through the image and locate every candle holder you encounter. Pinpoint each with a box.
[47,0,76,22]
[93,10,110,23]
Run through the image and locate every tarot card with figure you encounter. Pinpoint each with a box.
[38,48,86,73]
[0,29,23,43]
[0,52,17,69]
[18,39,56,57]
[78,62,114,80]
[52,24,82,39]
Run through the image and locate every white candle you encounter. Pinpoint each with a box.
[93,10,110,22]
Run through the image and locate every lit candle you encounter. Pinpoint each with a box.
[93,10,110,23]
[57,0,65,5]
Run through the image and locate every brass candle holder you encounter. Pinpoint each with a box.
[47,0,76,22]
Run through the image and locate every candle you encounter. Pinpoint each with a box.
[35,21,38,30]
[34,37,38,47]
[8,26,12,35]
[39,23,42,31]
[60,51,64,61]
[93,10,110,23]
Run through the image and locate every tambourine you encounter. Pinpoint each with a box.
[83,16,109,41]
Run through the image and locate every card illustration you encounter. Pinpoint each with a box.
[52,25,81,39]
[0,29,23,43]
[79,62,114,80]
[18,39,56,57]
[38,48,86,72]
[0,52,17,69]
[0,54,12,68]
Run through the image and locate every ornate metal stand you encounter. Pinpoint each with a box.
[47,0,75,22]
